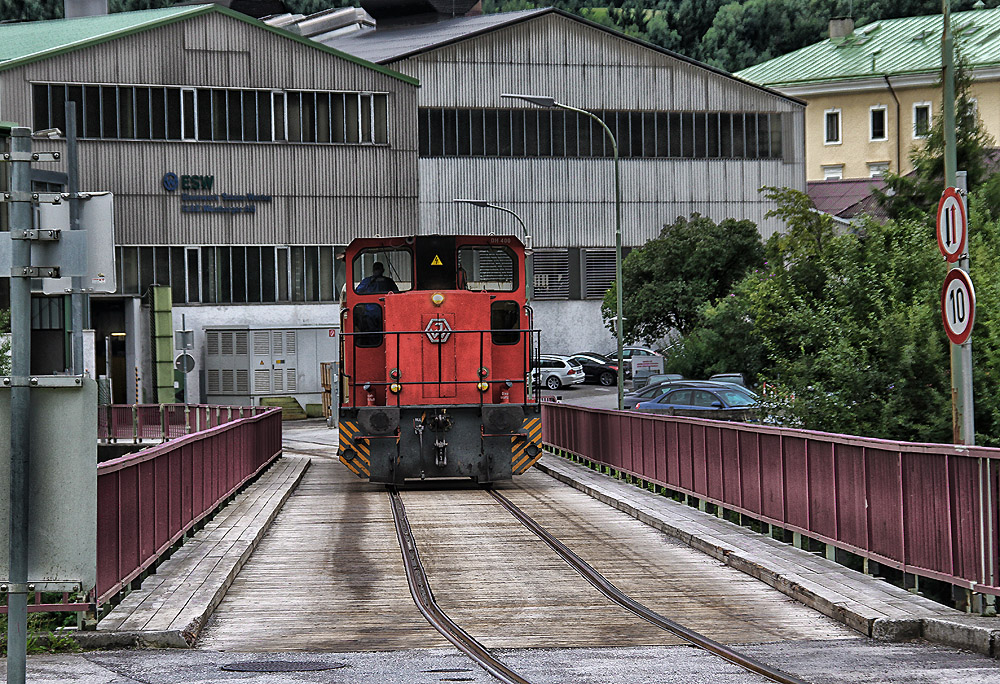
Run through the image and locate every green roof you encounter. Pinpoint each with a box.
[0,5,418,85]
[737,7,1000,87]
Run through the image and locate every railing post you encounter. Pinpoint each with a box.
[160,404,167,442]
[132,405,138,444]
[185,404,192,434]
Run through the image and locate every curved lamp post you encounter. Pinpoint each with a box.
[500,94,624,410]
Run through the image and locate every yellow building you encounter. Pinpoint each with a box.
[737,9,1000,182]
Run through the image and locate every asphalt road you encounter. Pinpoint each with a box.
[14,639,1000,684]
[540,380,622,410]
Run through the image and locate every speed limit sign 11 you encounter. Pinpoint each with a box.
[936,187,967,262]
[941,268,976,345]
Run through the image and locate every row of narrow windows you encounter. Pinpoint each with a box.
[32,83,389,144]
[419,108,784,160]
[30,83,787,161]
[107,246,618,305]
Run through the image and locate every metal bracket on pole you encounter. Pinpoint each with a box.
[0,151,60,163]
[2,376,84,388]
[0,192,62,204]
[10,229,61,242]
[10,266,59,278]
[0,584,34,595]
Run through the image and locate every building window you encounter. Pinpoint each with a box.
[115,245,342,304]
[824,109,841,144]
[31,83,389,146]
[822,164,844,180]
[869,106,887,141]
[582,249,616,299]
[868,161,889,178]
[913,102,932,138]
[531,250,570,300]
[418,107,783,160]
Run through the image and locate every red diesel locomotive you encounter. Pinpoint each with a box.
[337,234,542,485]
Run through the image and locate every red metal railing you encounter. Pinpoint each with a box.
[1,405,282,617]
[98,404,269,443]
[95,406,282,606]
[542,404,1000,596]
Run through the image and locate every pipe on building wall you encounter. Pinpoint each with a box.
[883,74,901,174]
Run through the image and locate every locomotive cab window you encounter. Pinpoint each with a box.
[352,303,384,347]
[353,247,412,293]
[491,300,520,345]
[457,246,516,291]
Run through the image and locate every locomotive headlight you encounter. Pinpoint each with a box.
[477,381,490,392]
[390,382,402,394]
[478,367,489,378]
[389,368,400,379]
[431,292,445,306]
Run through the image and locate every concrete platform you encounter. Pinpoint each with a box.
[535,452,1000,658]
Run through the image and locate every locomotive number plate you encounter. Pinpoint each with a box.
[424,318,453,343]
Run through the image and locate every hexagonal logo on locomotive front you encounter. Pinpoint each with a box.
[424,318,452,343]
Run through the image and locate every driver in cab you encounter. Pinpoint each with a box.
[355,261,399,295]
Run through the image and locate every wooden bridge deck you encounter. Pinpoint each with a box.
[198,444,853,652]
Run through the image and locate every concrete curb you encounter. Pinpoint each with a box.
[76,456,310,649]
[535,454,1000,658]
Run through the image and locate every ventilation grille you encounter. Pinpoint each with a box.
[207,331,220,356]
[235,331,249,356]
[254,369,271,393]
[286,369,297,393]
[236,369,250,394]
[272,331,284,355]
[533,250,570,300]
[285,331,297,354]
[584,249,616,299]
[253,331,270,356]
[273,370,284,392]
[221,332,234,356]
[207,369,220,393]
[222,369,235,392]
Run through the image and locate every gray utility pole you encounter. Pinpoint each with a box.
[942,1,974,445]
[67,102,88,375]
[7,126,33,684]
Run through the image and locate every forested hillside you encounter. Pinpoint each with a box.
[1,1,985,72]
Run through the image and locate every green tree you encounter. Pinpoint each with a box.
[0,0,63,21]
[600,213,764,342]
[877,53,995,221]
[688,189,953,441]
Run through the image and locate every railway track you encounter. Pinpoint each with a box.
[388,485,809,684]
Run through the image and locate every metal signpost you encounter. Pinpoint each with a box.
[1,126,107,684]
[175,315,195,404]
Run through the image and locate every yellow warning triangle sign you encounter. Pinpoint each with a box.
[431,255,443,266]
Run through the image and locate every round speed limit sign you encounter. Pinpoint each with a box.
[941,268,976,345]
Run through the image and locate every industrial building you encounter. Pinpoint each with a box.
[276,2,807,354]
[0,4,419,406]
[2,1,806,408]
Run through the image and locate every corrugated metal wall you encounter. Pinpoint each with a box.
[392,13,805,245]
[0,12,420,245]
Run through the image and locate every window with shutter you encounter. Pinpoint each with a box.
[583,249,616,299]
[532,250,570,300]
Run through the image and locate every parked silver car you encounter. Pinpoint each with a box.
[532,355,586,390]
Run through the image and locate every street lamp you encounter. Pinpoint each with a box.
[501,93,625,410]
[453,198,532,303]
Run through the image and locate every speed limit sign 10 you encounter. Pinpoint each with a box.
[941,268,976,345]
[936,187,967,262]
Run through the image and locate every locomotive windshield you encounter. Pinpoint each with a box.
[350,238,518,293]
[353,248,413,293]
[457,246,515,292]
